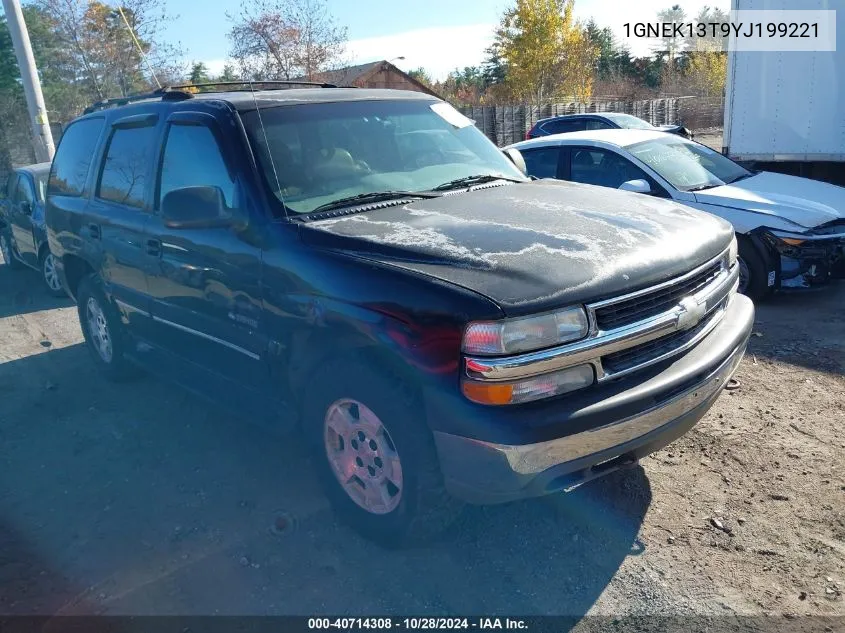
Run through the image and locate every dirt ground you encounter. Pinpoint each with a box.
[1,255,843,627]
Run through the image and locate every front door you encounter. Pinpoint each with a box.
[10,174,38,266]
[143,112,268,394]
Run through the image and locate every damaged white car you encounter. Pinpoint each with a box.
[508,129,845,299]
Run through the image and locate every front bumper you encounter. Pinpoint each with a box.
[765,230,845,287]
[434,294,754,504]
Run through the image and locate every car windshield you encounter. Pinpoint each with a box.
[241,99,527,214]
[626,136,751,191]
[603,113,655,130]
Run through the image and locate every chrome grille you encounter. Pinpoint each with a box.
[594,261,723,331]
[601,307,722,375]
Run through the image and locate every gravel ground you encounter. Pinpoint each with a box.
[1,256,843,626]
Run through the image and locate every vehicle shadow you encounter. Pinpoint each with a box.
[0,263,72,319]
[748,280,845,376]
[0,343,649,619]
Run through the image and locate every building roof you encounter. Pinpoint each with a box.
[306,60,442,99]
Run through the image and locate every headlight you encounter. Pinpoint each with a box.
[728,235,738,268]
[462,306,589,355]
[462,364,595,405]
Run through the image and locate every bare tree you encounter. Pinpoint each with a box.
[227,0,346,81]
[36,0,184,101]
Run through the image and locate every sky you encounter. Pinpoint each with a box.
[163,0,731,81]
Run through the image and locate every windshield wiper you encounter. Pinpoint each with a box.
[309,191,439,214]
[429,174,524,192]
[726,172,755,184]
[686,183,720,192]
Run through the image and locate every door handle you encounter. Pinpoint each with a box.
[87,223,101,240]
[145,238,161,257]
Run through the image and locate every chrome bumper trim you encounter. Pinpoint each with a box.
[465,253,737,383]
[466,339,746,476]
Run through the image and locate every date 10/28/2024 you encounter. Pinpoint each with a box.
[308,618,529,630]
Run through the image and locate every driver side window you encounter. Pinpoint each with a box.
[158,123,237,214]
[569,147,656,192]
[14,177,34,205]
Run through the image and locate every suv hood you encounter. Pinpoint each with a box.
[693,171,845,230]
[300,180,733,316]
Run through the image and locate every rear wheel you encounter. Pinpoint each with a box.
[76,275,137,380]
[304,361,462,546]
[737,236,771,301]
[0,232,22,269]
[40,250,65,296]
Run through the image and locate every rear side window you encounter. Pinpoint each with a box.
[543,119,584,134]
[97,125,158,208]
[48,118,104,196]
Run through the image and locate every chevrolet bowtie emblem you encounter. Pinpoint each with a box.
[677,296,705,331]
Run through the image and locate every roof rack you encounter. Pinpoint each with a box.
[82,80,339,114]
[83,87,193,114]
[168,80,339,91]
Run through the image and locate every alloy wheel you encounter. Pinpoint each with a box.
[86,297,113,363]
[43,253,62,292]
[323,398,404,515]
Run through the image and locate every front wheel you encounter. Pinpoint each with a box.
[304,361,463,546]
[0,232,22,269]
[40,251,65,297]
[76,275,137,381]
[737,237,771,301]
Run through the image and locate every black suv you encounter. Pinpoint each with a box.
[46,83,754,545]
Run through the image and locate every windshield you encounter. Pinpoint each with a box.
[241,99,526,214]
[603,113,655,130]
[626,136,751,191]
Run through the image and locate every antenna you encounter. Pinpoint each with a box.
[247,76,286,215]
[116,5,161,89]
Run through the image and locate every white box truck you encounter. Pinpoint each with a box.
[723,0,845,185]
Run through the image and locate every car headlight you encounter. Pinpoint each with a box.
[462,306,589,356]
[728,235,738,268]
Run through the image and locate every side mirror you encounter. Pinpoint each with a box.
[19,200,32,215]
[502,147,527,176]
[619,179,652,194]
[161,186,233,230]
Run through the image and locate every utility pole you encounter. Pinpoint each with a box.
[2,0,55,162]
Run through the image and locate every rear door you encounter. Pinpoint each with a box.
[143,111,268,391]
[10,173,39,266]
[520,145,567,180]
[87,113,159,333]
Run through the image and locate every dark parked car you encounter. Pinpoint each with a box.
[526,112,692,140]
[0,163,64,295]
[45,84,753,545]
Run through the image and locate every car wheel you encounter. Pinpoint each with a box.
[40,250,65,297]
[304,361,463,547]
[0,232,22,269]
[737,237,770,301]
[76,275,137,380]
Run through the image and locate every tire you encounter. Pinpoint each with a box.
[304,360,463,547]
[0,232,22,270]
[737,236,771,301]
[40,250,65,297]
[76,274,137,381]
